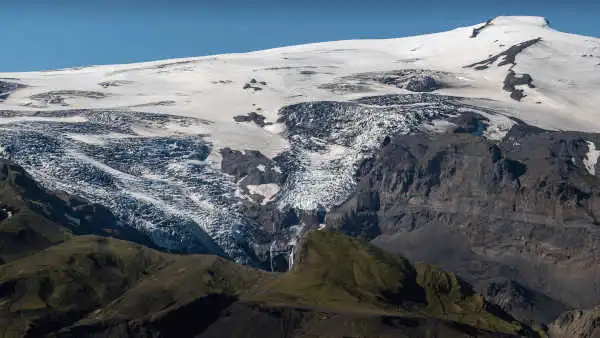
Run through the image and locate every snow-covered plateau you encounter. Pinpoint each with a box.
[0,16,598,267]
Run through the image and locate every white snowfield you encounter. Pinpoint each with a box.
[0,16,599,263]
[1,16,599,155]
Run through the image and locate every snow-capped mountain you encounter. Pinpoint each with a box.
[0,16,598,273]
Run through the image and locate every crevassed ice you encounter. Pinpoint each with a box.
[277,101,453,211]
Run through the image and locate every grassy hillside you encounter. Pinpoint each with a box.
[0,159,537,337]
[0,210,70,264]
[250,230,529,336]
[0,236,270,337]
[0,231,535,337]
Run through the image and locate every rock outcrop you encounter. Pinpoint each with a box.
[548,306,600,338]
[327,122,600,324]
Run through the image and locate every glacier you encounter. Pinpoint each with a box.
[0,16,598,266]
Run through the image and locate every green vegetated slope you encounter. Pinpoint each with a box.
[250,230,531,336]
[0,160,538,337]
[0,236,269,338]
[0,232,538,337]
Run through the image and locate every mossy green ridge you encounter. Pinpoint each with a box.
[0,236,270,337]
[250,230,529,336]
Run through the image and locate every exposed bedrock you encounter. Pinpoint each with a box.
[465,38,542,70]
[233,112,271,127]
[340,69,448,92]
[464,38,542,101]
[548,305,600,338]
[503,70,536,101]
[404,75,439,92]
[478,278,568,326]
[220,148,282,186]
[327,123,600,321]
[471,19,493,38]
[0,81,25,100]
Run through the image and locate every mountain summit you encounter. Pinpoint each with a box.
[489,16,551,28]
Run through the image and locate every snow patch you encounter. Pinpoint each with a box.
[0,143,7,158]
[0,116,87,125]
[584,141,600,176]
[424,119,456,133]
[64,213,81,226]
[472,110,517,141]
[264,122,286,134]
[246,183,280,205]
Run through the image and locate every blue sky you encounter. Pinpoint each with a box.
[1,0,598,72]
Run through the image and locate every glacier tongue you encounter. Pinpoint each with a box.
[0,110,266,264]
[275,94,484,212]
[0,93,513,267]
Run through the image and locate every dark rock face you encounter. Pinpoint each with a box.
[220,148,282,186]
[243,79,267,91]
[478,278,568,325]
[503,70,536,101]
[317,82,372,93]
[98,80,132,88]
[340,69,447,92]
[25,90,108,106]
[448,111,489,135]
[0,81,25,101]
[354,92,464,105]
[233,112,271,127]
[465,38,542,69]
[327,123,600,321]
[219,148,288,261]
[404,75,439,92]
[471,19,493,38]
[30,90,107,100]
